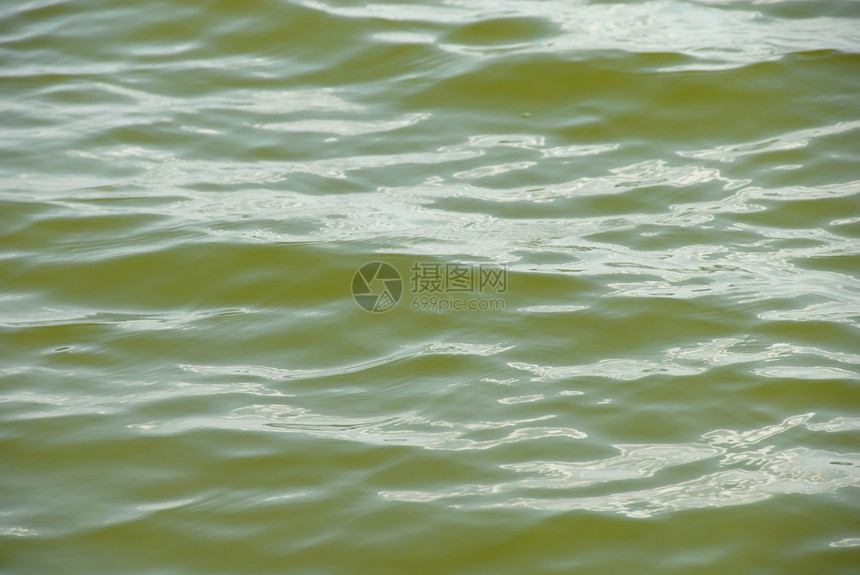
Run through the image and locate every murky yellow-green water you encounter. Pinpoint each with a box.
[2,0,860,573]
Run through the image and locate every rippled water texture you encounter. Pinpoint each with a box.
[2,0,859,573]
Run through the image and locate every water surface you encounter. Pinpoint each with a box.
[1,1,859,573]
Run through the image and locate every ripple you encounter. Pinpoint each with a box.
[2,0,859,572]
[382,415,860,518]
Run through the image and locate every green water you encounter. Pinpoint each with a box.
[2,0,860,573]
